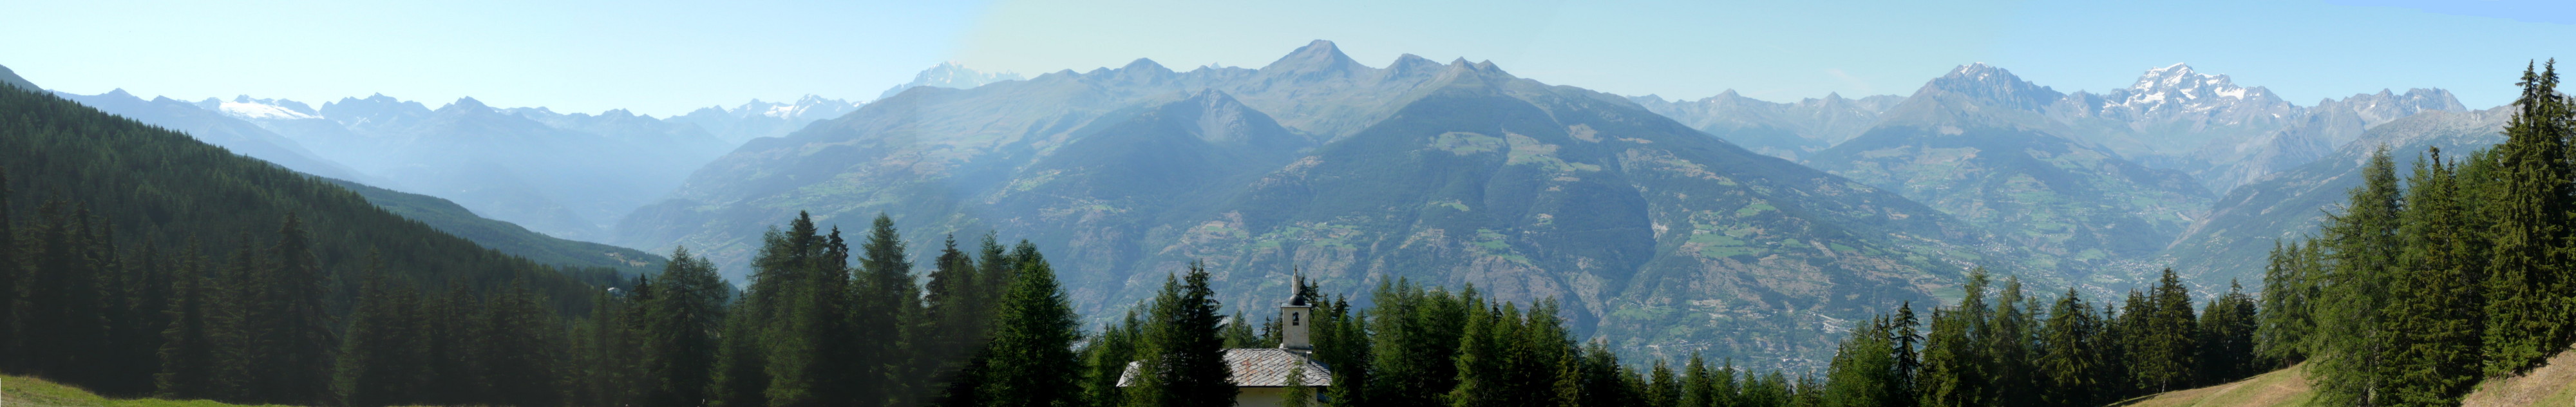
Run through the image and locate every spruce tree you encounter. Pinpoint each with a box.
[643,247,727,407]
[976,245,1084,407]
[1819,319,1897,407]
[2197,281,2258,383]
[855,215,925,406]
[2383,149,2489,405]
[1128,261,1235,407]
[2036,290,2101,406]
[2255,240,2314,364]
[922,234,988,390]
[2315,149,2401,406]
[335,254,430,407]
[1982,277,2036,407]
[1647,360,1680,407]
[155,241,220,399]
[2484,60,2570,376]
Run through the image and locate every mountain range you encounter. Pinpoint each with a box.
[620,41,2038,365]
[3,47,2501,370]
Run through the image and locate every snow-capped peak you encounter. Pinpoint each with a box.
[213,95,321,120]
[2105,63,2278,113]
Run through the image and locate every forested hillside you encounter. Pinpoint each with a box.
[0,82,617,404]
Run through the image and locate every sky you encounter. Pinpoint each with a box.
[3,0,2569,117]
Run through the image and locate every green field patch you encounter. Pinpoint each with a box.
[1432,131,1504,155]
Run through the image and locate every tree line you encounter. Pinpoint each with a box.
[2246,60,2575,407]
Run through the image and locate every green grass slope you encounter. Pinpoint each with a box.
[1,375,287,407]
[2123,349,2576,407]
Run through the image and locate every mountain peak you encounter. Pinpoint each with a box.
[1920,63,2061,110]
[878,62,1025,100]
[448,97,489,111]
[1260,39,1364,76]
[1122,58,1170,73]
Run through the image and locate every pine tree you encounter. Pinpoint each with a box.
[922,234,988,391]
[1223,310,1262,348]
[1313,296,1372,407]
[23,202,110,386]
[1683,354,1717,407]
[855,215,925,407]
[2036,290,2102,406]
[1983,277,2036,407]
[2382,148,2490,405]
[2197,281,2258,383]
[155,241,221,399]
[1081,310,1144,407]
[1647,359,1681,407]
[2134,269,2199,392]
[710,293,772,407]
[2484,60,2571,377]
[334,256,429,407]
[2315,149,2401,406]
[482,279,566,407]
[1127,261,1235,407]
[1450,301,1506,407]
[976,245,1084,407]
[1368,279,1470,407]
[1820,319,1897,407]
[2255,240,2314,364]
[234,214,338,405]
[1888,302,1920,407]
[643,247,728,407]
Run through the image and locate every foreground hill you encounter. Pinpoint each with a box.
[2121,350,2576,406]
[622,41,2017,366]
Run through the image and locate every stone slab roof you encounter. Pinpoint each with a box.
[1117,348,1332,388]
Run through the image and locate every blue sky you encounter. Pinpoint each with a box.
[3,0,2568,116]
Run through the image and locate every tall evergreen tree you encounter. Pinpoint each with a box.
[642,247,728,407]
[2315,149,2402,406]
[976,244,1084,407]
[2036,290,2103,407]
[922,234,989,391]
[334,254,430,407]
[245,214,337,405]
[1127,261,1235,407]
[1982,277,2036,407]
[2197,281,2259,383]
[155,241,220,399]
[2382,149,2490,405]
[854,215,925,407]
[1819,319,1897,407]
[2255,240,2315,364]
[2484,60,2571,376]
[2136,269,2199,392]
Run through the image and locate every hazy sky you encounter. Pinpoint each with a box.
[4,0,2568,116]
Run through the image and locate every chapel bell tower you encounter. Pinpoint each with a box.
[1280,272,1312,351]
